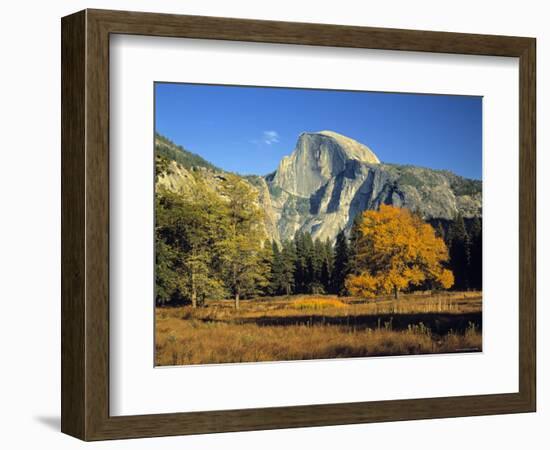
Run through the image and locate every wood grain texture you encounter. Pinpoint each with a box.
[85,10,111,439]
[88,8,532,56]
[518,39,536,409]
[61,8,536,441]
[61,10,86,439]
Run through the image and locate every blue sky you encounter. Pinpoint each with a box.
[155,83,482,180]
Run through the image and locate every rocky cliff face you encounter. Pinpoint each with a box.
[155,132,481,244]
[271,131,380,198]
[156,161,278,243]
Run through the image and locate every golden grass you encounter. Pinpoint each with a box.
[292,297,346,310]
[155,292,482,366]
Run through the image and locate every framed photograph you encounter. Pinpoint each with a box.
[61,9,536,440]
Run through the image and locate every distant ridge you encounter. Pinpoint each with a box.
[155,133,221,172]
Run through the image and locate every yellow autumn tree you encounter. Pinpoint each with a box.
[345,205,454,299]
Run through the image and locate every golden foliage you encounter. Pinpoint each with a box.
[346,205,454,298]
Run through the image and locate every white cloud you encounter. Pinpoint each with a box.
[262,130,279,145]
[263,131,279,145]
[249,130,280,146]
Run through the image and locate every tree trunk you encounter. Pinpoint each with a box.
[394,286,399,300]
[235,292,240,310]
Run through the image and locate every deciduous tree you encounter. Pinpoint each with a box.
[219,174,269,308]
[345,205,454,299]
[155,185,227,307]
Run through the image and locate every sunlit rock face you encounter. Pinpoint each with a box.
[264,131,480,242]
[270,131,380,198]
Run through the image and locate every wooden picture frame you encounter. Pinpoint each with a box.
[61,8,536,441]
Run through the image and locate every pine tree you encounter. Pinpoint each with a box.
[302,232,315,292]
[448,214,471,290]
[347,214,362,276]
[469,217,482,290]
[269,241,286,295]
[293,231,306,293]
[280,239,296,295]
[260,239,275,296]
[332,229,350,295]
[320,238,334,293]
[312,238,326,293]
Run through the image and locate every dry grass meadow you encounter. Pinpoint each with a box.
[155,291,482,366]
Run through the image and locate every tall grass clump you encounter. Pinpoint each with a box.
[292,297,346,310]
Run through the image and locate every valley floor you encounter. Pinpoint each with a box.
[155,292,482,366]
